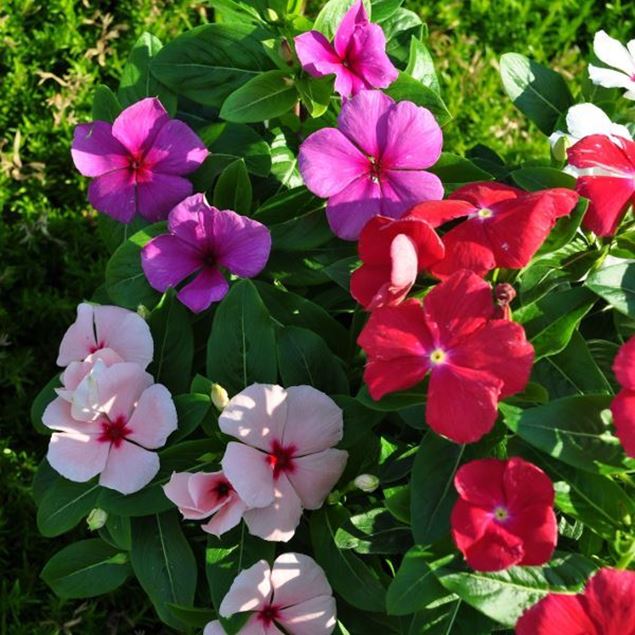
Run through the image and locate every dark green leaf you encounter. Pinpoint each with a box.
[296,75,333,118]
[31,374,60,435]
[428,153,492,192]
[171,393,212,442]
[511,167,575,191]
[357,384,425,412]
[405,37,440,94]
[92,85,122,122]
[385,73,451,126]
[335,508,412,554]
[382,9,423,64]
[586,261,635,317]
[213,159,252,214]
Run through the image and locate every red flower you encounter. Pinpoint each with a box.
[357,270,534,443]
[516,568,635,635]
[567,134,635,237]
[350,213,444,309]
[408,182,579,279]
[611,336,635,457]
[450,457,557,572]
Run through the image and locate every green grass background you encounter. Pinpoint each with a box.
[0,0,632,632]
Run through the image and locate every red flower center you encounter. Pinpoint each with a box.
[267,440,297,479]
[98,415,132,448]
[258,604,280,626]
[88,340,106,354]
[213,479,232,499]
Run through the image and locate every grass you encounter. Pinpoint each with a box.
[0,0,632,632]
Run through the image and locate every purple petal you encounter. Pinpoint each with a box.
[333,67,363,98]
[380,169,444,218]
[141,234,202,292]
[334,0,368,59]
[111,97,169,156]
[144,119,209,175]
[299,128,368,198]
[294,31,342,78]
[71,122,129,177]
[136,174,193,222]
[326,174,383,240]
[211,210,272,277]
[347,23,398,90]
[88,169,137,223]
[337,89,394,157]
[177,267,229,313]
[380,101,443,169]
[167,193,209,247]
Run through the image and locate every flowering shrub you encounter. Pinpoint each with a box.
[32,1,635,632]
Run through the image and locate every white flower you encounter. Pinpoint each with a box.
[588,30,635,100]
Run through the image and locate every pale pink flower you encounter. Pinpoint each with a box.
[55,303,153,400]
[43,362,177,494]
[219,384,348,542]
[204,553,337,634]
[163,471,248,537]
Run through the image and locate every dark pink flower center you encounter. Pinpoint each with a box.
[213,479,232,499]
[258,604,280,626]
[98,415,132,448]
[267,440,297,479]
[88,340,106,354]
[368,156,383,184]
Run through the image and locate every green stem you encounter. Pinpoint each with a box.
[616,540,635,570]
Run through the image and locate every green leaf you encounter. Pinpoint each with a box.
[213,159,252,214]
[118,32,176,113]
[428,153,492,192]
[371,0,402,22]
[405,37,440,94]
[277,325,349,394]
[386,547,451,616]
[310,505,387,612]
[269,129,303,188]
[357,384,425,412]
[385,72,451,126]
[151,24,273,107]
[535,197,587,256]
[313,0,368,38]
[171,393,212,442]
[206,280,277,395]
[500,53,573,135]
[41,539,130,599]
[31,374,60,435]
[92,85,122,122]
[382,8,423,64]
[514,287,596,359]
[97,214,150,254]
[511,167,576,191]
[411,435,464,545]
[335,508,411,554]
[99,514,132,551]
[131,512,197,630]
[501,395,635,474]
[434,553,595,626]
[586,261,635,318]
[105,223,165,311]
[167,605,217,628]
[147,290,194,394]
[220,70,296,123]
[296,75,333,118]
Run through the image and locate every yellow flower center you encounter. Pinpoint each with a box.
[429,348,446,365]
[478,208,493,218]
[493,506,509,521]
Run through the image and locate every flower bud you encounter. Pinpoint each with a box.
[86,508,108,530]
[354,474,379,493]
[136,304,151,320]
[211,383,229,411]
[494,282,516,320]
[551,134,570,163]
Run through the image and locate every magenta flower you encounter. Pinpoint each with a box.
[140,194,271,313]
[299,90,444,240]
[71,97,208,223]
[294,0,398,98]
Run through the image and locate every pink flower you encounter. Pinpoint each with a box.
[294,0,398,98]
[204,552,336,635]
[71,97,208,223]
[141,194,271,313]
[516,568,635,635]
[219,384,348,542]
[43,362,177,494]
[611,336,635,457]
[350,212,445,309]
[55,303,154,400]
[298,90,443,240]
[357,270,534,443]
[163,471,248,537]
[450,458,557,572]
[410,183,579,279]
[567,134,635,236]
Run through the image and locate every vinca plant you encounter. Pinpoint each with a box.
[31,0,635,633]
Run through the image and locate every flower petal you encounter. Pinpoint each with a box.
[203,621,226,635]
[454,459,506,507]
[516,593,594,635]
[126,384,177,449]
[219,559,272,617]
[201,494,248,537]
[71,122,129,177]
[503,457,554,509]
[47,432,108,482]
[136,174,194,222]
[613,336,635,388]
[450,498,494,555]
[334,0,367,58]
[611,389,635,457]
[582,567,635,633]
[87,169,137,223]
[449,182,523,208]
[350,263,393,309]
[278,595,337,635]
[43,397,102,435]
[567,134,635,173]
[380,169,444,219]
[177,267,229,313]
[407,199,475,229]
[99,441,160,494]
[270,552,332,606]
[593,30,635,76]
[144,119,208,174]
[221,442,275,508]
[463,521,525,571]
[57,303,98,366]
[141,234,202,292]
[163,472,207,520]
[298,128,368,198]
[294,31,342,79]
[511,503,558,566]
[347,23,398,91]
[576,175,635,236]
[287,448,348,509]
[111,97,169,156]
[283,386,344,455]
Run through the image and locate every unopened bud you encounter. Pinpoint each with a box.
[211,383,229,411]
[136,304,151,320]
[551,134,570,163]
[494,283,516,320]
[354,474,379,493]
[86,508,108,530]
[280,39,294,66]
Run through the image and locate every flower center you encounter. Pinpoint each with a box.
[477,208,493,218]
[258,604,280,626]
[493,505,509,522]
[88,340,106,354]
[429,348,446,365]
[267,440,297,479]
[368,156,382,184]
[98,415,132,448]
[213,479,232,499]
